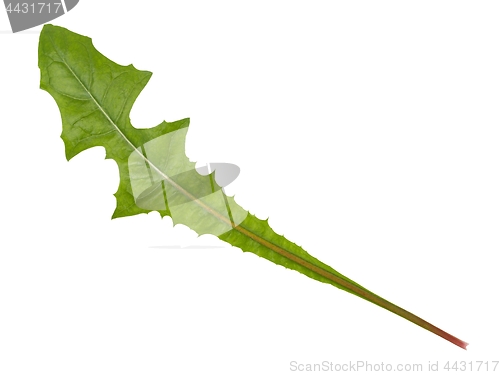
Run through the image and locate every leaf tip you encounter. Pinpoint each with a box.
[60,135,76,161]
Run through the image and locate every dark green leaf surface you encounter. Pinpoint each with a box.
[38,24,468,349]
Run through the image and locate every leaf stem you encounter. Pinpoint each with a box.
[232,223,468,349]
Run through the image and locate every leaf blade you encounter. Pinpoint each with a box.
[38,24,468,350]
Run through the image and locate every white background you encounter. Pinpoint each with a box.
[1,1,500,374]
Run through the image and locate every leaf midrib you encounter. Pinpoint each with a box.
[57,49,369,292]
[42,28,470,349]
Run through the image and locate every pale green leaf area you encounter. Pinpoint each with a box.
[38,24,467,349]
